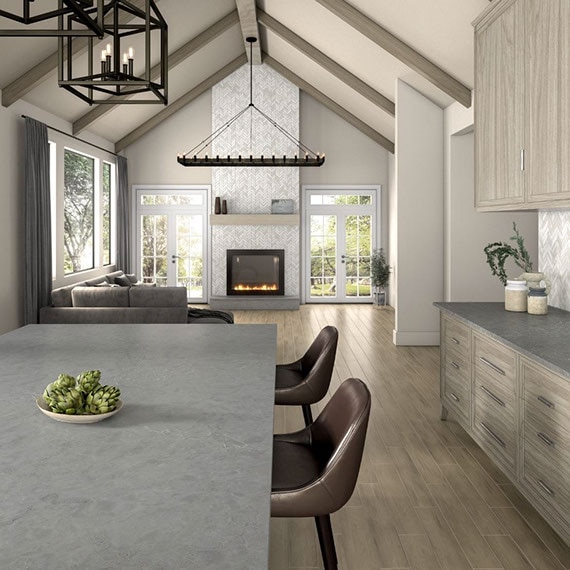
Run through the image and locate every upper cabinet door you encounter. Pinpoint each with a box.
[475,0,525,210]
[525,0,570,204]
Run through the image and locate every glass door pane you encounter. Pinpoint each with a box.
[310,215,337,298]
[175,214,204,298]
[141,214,168,286]
[343,214,372,298]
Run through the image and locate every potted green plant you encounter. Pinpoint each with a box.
[370,248,390,307]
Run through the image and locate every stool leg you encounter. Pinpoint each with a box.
[302,404,314,426]
[315,514,338,569]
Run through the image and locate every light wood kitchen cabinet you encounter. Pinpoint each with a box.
[473,0,570,210]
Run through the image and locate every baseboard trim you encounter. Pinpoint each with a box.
[392,330,440,346]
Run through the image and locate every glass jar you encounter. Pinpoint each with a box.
[504,279,527,312]
[528,287,548,315]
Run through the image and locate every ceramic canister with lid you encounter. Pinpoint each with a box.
[505,279,527,312]
[528,287,548,315]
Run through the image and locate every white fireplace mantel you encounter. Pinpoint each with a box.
[209,214,299,226]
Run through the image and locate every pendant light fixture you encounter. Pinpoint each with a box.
[0,1,104,37]
[177,37,325,168]
[58,0,167,105]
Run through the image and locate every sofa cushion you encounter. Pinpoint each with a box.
[72,286,129,307]
[51,282,87,307]
[126,274,139,284]
[129,286,187,308]
[85,276,109,286]
[114,275,132,287]
[105,271,128,284]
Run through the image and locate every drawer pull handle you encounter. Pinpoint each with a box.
[478,356,506,376]
[449,392,460,402]
[537,395,555,409]
[536,478,554,496]
[480,385,506,407]
[537,432,555,447]
[479,421,506,448]
[450,337,460,345]
[450,361,460,369]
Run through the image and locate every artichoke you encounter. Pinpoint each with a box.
[46,386,85,415]
[77,370,102,395]
[84,385,121,414]
[55,374,77,390]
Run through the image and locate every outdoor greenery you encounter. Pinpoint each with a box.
[484,222,534,286]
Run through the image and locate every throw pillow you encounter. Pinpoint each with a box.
[114,275,132,287]
[126,274,139,284]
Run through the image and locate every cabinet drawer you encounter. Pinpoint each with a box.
[443,316,470,358]
[444,345,470,382]
[522,358,570,431]
[475,371,516,423]
[442,373,471,422]
[474,332,517,390]
[474,393,517,474]
[524,411,570,471]
[522,439,570,524]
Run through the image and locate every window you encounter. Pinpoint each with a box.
[50,135,116,286]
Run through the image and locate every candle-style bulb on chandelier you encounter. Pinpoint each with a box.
[177,37,325,168]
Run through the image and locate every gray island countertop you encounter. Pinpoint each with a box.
[434,302,570,380]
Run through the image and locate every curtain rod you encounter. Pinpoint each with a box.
[21,115,119,158]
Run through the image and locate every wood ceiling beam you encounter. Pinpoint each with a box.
[263,53,394,154]
[313,0,472,108]
[115,53,247,153]
[258,9,394,117]
[235,0,262,64]
[1,0,156,108]
[73,9,239,134]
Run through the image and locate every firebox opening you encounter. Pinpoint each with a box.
[227,249,285,296]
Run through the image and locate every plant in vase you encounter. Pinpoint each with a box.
[370,248,390,307]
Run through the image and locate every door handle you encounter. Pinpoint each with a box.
[172,254,181,259]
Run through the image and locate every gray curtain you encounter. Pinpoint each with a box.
[116,155,130,273]
[24,117,52,325]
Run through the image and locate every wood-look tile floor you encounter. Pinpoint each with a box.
[233,304,570,570]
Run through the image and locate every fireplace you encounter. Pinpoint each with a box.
[227,249,285,296]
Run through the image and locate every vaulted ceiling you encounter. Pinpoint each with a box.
[0,0,490,153]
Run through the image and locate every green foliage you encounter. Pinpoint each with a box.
[484,222,534,286]
[370,248,390,288]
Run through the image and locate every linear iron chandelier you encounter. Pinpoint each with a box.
[0,0,104,37]
[177,37,324,168]
[58,0,167,105]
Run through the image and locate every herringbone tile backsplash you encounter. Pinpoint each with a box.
[539,210,570,310]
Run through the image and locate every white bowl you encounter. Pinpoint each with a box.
[36,397,123,424]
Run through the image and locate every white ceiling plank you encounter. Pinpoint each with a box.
[313,0,472,108]
[115,53,247,153]
[263,53,394,154]
[258,9,394,117]
[1,0,156,108]
[235,0,262,64]
[73,9,240,134]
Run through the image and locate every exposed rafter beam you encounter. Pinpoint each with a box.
[258,9,394,117]
[235,0,262,64]
[313,0,472,108]
[115,54,247,153]
[263,53,394,154]
[1,0,155,108]
[73,9,239,134]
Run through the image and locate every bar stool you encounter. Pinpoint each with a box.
[271,378,371,569]
[275,325,338,426]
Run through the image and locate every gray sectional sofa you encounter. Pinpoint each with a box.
[39,271,229,324]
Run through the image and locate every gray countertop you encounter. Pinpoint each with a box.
[0,324,277,569]
[434,302,570,380]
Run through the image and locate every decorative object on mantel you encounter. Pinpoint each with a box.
[271,199,294,214]
[177,37,324,168]
[58,0,168,105]
[222,200,228,215]
[0,0,104,37]
[371,248,390,308]
[214,197,221,215]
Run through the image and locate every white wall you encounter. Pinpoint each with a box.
[388,153,397,307]
[444,101,538,302]
[393,80,444,346]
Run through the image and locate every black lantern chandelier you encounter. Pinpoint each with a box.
[0,0,104,37]
[177,37,324,168]
[58,0,167,105]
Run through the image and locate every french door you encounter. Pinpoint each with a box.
[135,187,209,302]
[303,186,379,303]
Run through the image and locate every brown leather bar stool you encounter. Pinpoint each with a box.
[271,377,371,570]
[275,325,338,426]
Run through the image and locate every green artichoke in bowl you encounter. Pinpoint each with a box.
[77,370,102,395]
[45,386,85,415]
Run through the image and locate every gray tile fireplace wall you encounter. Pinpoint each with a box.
[211,63,300,297]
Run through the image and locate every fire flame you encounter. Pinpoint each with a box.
[233,283,278,291]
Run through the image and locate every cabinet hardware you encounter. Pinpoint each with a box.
[451,337,460,345]
[451,361,460,369]
[449,392,460,402]
[537,395,555,409]
[478,356,505,376]
[480,385,505,407]
[479,421,506,448]
[537,432,555,447]
[536,478,554,496]
[520,148,525,171]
